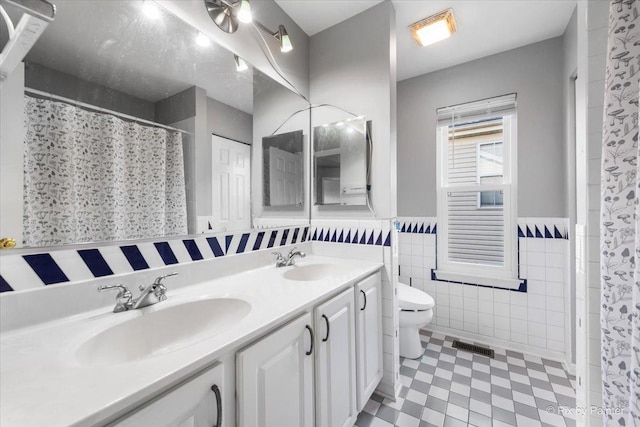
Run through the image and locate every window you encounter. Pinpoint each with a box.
[477,141,503,208]
[435,94,518,288]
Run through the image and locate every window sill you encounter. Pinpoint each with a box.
[431,269,525,291]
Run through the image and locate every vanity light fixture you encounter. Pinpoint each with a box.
[255,22,293,53]
[196,31,211,47]
[234,54,248,71]
[409,8,456,47]
[204,0,239,33]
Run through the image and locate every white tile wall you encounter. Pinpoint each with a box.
[397,216,570,362]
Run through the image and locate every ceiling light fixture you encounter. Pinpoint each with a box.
[196,31,211,47]
[234,54,248,71]
[255,22,293,53]
[409,8,456,47]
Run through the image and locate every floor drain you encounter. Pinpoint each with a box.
[452,339,495,358]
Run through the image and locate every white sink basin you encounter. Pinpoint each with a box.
[282,264,346,281]
[76,298,251,365]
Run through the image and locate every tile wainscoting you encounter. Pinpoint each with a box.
[397,217,571,365]
[0,226,309,293]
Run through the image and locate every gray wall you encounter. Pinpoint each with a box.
[310,1,397,219]
[25,62,155,120]
[207,97,252,144]
[397,37,566,218]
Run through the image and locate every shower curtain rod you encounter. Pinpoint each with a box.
[24,88,190,135]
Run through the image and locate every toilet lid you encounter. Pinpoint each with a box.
[398,283,435,310]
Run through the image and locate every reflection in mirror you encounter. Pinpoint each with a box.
[314,117,368,206]
[0,0,310,248]
[262,130,304,207]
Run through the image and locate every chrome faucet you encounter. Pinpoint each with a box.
[97,284,132,313]
[273,247,306,267]
[98,272,178,313]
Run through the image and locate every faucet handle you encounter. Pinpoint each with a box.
[98,284,131,298]
[153,272,179,286]
[98,284,132,313]
[287,247,298,256]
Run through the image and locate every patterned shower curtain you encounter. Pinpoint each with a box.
[601,1,640,426]
[23,95,188,247]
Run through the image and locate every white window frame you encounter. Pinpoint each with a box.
[476,140,504,209]
[435,112,518,288]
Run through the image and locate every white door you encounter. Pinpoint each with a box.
[111,362,225,427]
[211,135,251,232]
[314,288,358,427]
[236,313,315,427]
[268,146,302,206]
[355,272,383,411]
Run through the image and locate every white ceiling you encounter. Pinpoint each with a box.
[275,0,577,81]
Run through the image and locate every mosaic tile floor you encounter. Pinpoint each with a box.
[356,330,577,427]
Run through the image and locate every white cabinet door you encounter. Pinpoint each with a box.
[111,362,225,427]
[314,288,358,427]
[355,272,383,411]
[236,313,315,427]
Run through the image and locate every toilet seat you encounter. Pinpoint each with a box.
[398,283,434,311]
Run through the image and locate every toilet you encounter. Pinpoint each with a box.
[398,282,435,359]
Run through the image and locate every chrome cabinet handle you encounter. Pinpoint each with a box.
[305,325,314,355]
[322,314,330,342]
[210,384,222,427]
[360,289,367,311]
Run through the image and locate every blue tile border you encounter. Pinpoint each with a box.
[430,269,528,293]
[0,275,13,293]
[78,249,114,277]
[23,254,70,285]
[310,227,391,247]
[0,226,310,293]
[398,220,569,239]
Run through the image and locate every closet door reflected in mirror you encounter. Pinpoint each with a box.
[313,117,368,206]
[263,130,304,208]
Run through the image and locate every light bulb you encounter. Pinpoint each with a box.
[237,0,252,24]
[280,33,293,53]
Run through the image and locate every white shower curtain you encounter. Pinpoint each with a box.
[23,95,188,247]
[601,1,640,426]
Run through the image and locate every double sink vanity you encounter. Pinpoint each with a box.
[1,252,384,427]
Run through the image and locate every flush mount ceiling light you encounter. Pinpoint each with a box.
[204,0,246,33]
[409,8,456,47]
[255,22,293,53]
[234,54,248,71]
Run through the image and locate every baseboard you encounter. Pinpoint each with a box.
[566,362,576,376]
[423,325,570,367]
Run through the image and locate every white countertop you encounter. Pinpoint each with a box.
[0,255,382,427]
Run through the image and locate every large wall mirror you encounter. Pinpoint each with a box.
[0,0,310,249]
